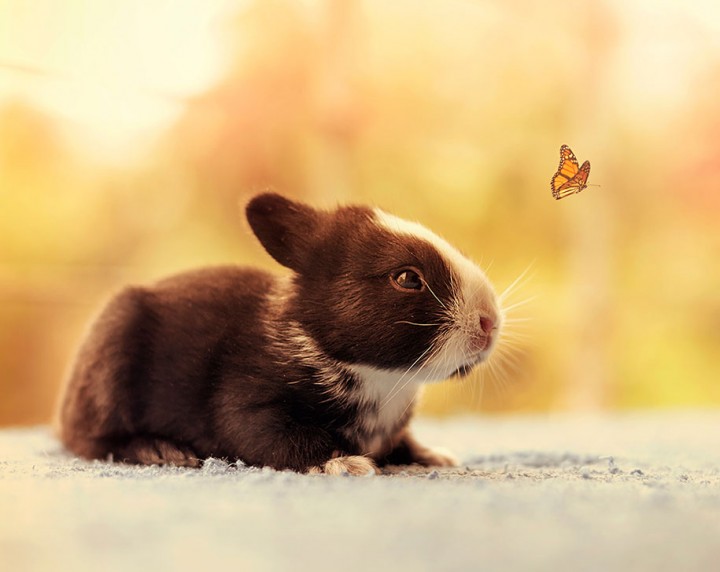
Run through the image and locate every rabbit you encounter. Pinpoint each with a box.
[57,193,501,475]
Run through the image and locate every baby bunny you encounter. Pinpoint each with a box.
[58,193,501,475]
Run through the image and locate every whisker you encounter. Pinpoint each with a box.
[394,321,441,327]
[489,359,510,398]
[492,355,520,394]
[396,340,452,419]
[458,345,480,406]
[501,295,537,313]
[500,322,528,342]
[423,280,448,311]
[498,329,531,341]
[385,342,445,410]
[379,344,436,409]
[488,331,528,395]
[482,357,500,395]
[381,335,450,409]
[498,262,535,302]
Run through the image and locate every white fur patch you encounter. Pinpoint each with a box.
[347,364,422,448]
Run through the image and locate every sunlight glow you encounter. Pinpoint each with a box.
[0,0,243,162]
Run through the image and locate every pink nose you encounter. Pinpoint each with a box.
[479,316,496,335]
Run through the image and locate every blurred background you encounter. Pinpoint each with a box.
[1,0,719,426]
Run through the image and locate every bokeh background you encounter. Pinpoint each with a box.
[1,0,719,426]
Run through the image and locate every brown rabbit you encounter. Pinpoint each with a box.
[58,193,501,475]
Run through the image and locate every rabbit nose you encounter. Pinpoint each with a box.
[479,316,496,335]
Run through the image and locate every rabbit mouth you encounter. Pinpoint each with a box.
[449,356,483,378]
[449,363,476,378]
[448,345,496,378]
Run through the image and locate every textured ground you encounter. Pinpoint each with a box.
[2,411,720,572]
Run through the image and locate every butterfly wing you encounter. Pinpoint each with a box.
[559,145,579,173]
[551,145,590,200]
[575,160,590,188]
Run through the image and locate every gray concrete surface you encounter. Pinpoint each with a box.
[2,411,719,572]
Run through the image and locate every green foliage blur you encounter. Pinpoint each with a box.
[1,0,719,426]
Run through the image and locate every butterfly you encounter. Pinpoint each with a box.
[551,145,591,200]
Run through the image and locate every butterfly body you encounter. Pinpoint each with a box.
[551,145,591,200]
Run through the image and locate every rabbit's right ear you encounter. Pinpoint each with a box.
[246,193,322,272]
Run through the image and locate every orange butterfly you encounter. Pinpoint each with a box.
[551,145,591,200]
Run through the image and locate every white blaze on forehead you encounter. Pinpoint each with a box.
[373,208,491,294]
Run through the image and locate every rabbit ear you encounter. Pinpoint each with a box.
[246,193,322,272]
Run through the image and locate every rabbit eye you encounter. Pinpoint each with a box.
[391,269,424,291]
